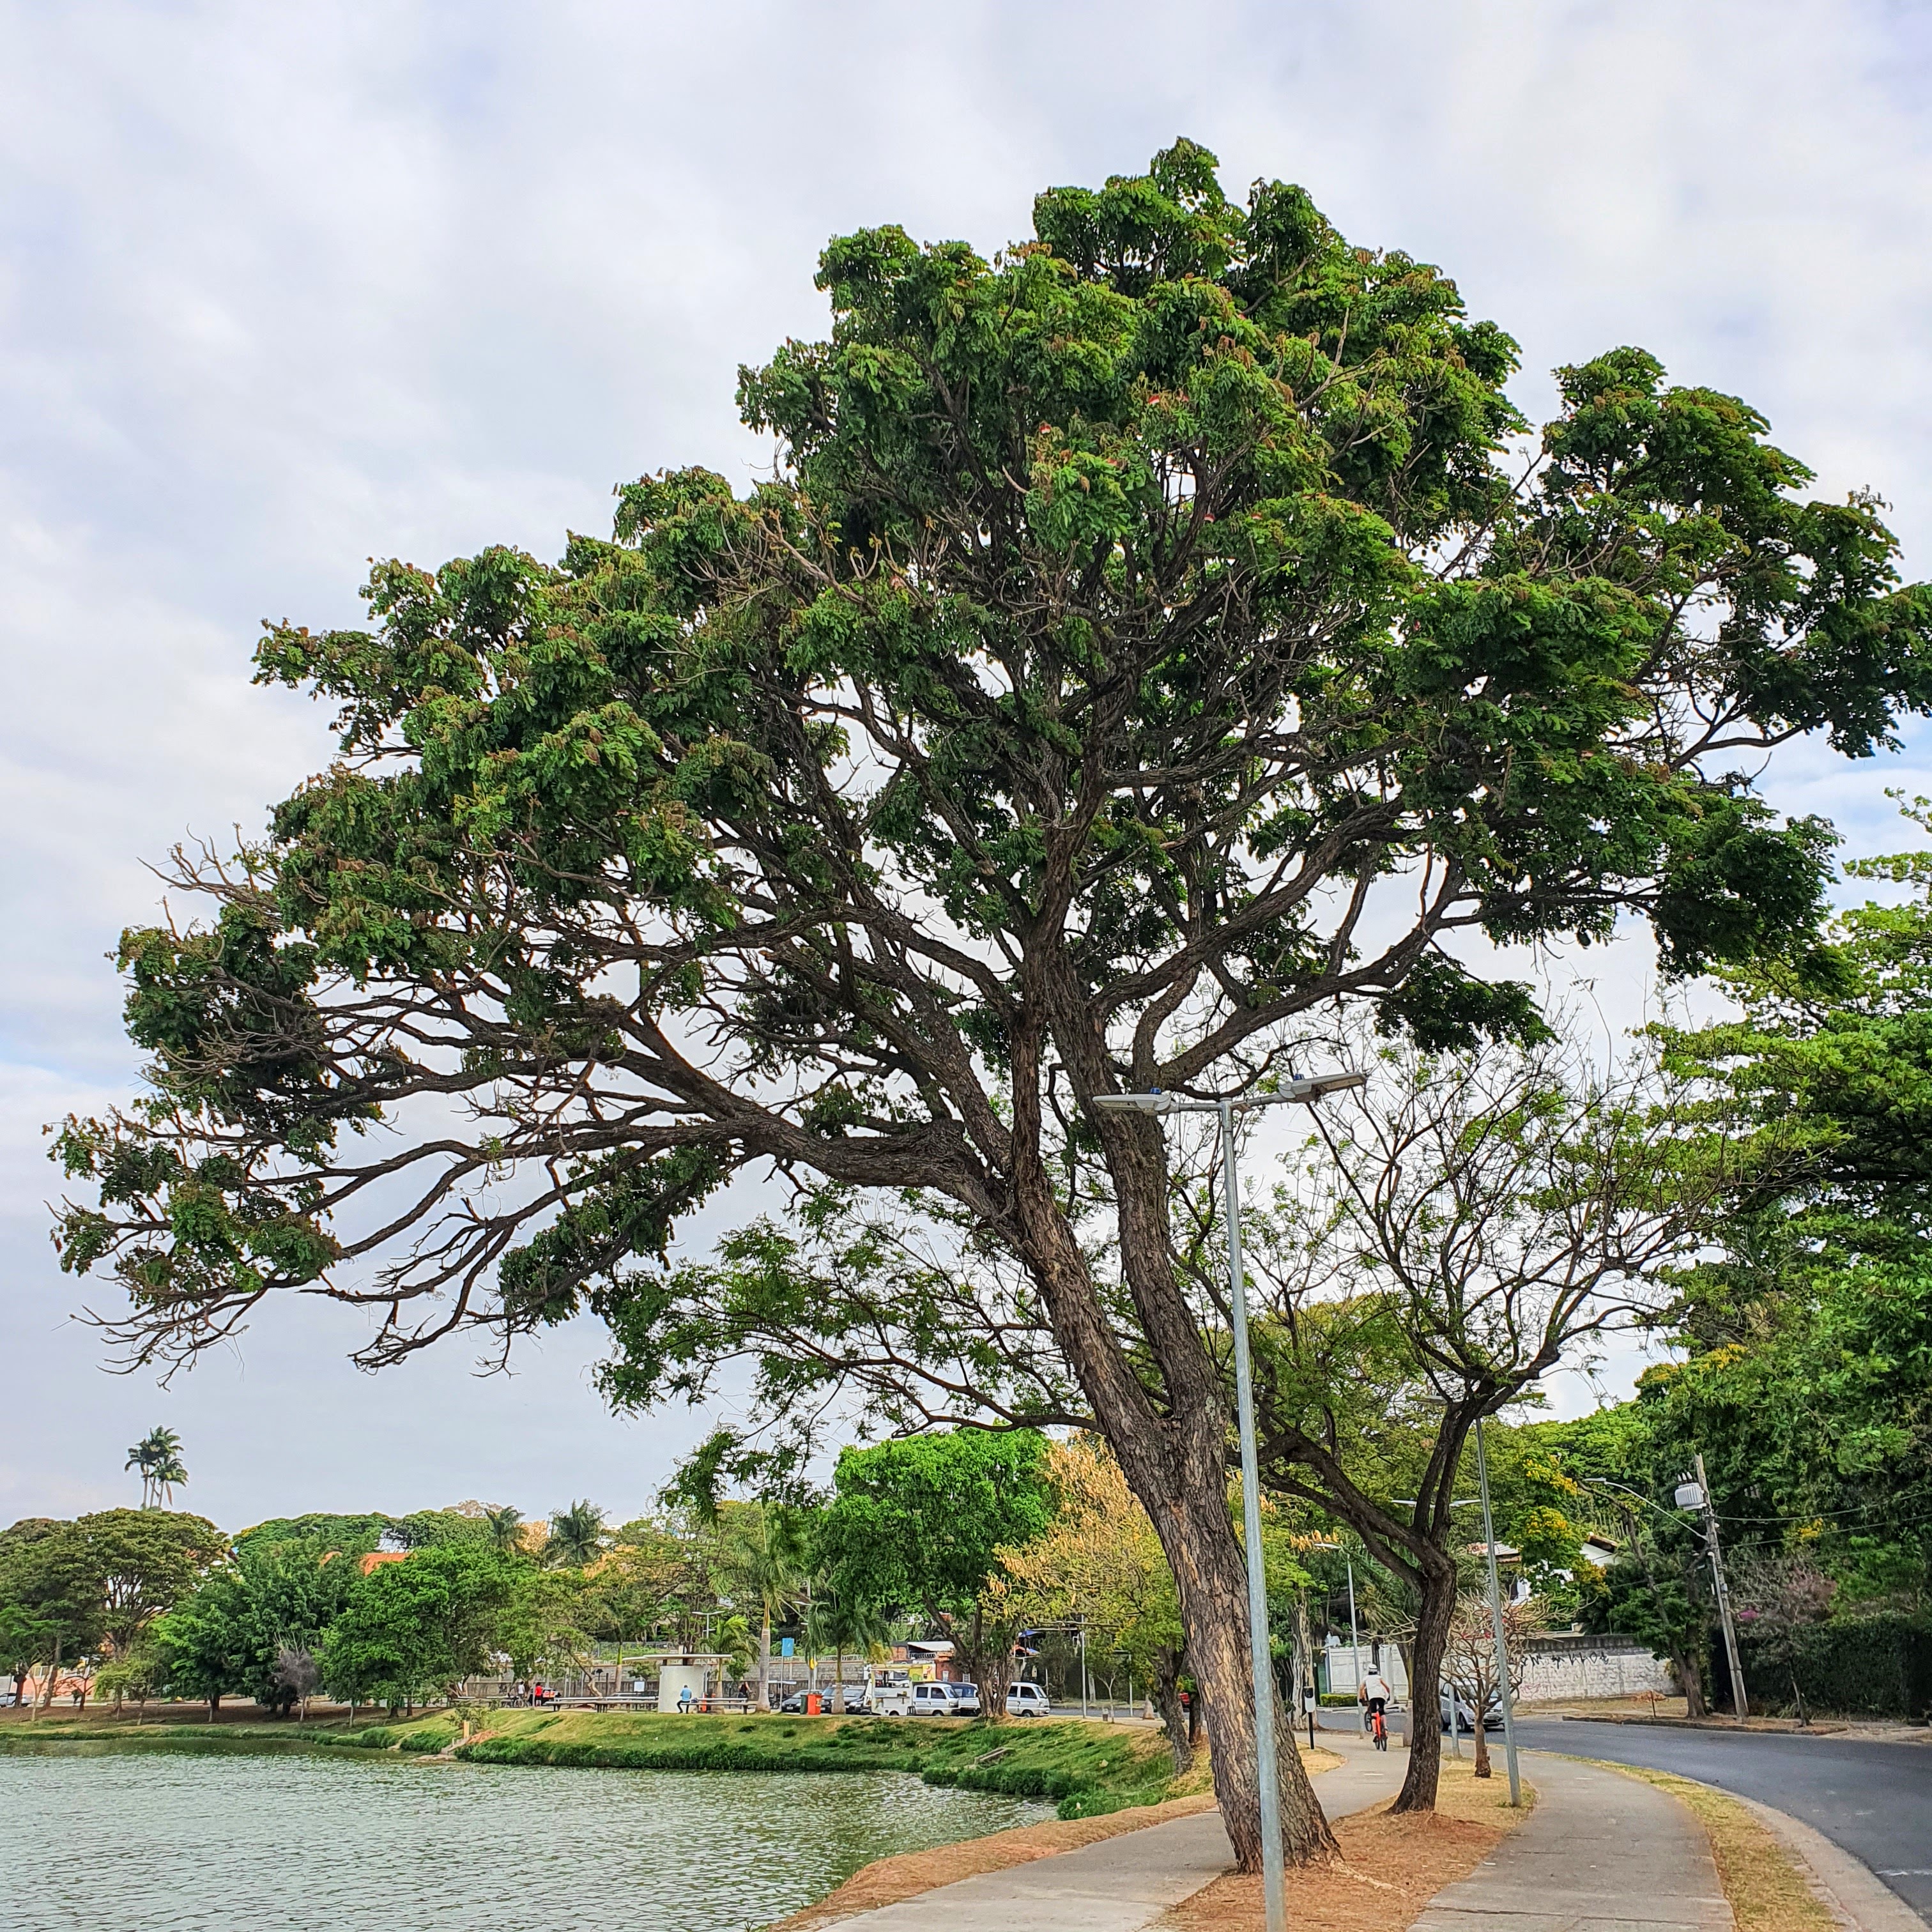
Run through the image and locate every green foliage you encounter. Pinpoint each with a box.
[545,1500,610,1568]
[154,1531,368,1710]
[318,1545,522,1706]
[436,1706,1182,1816]
[1736,1609,1932,1720]
[821,1431,1053,1627]
[1642,806,1932,1601]
[235,1513,394,1551]
[51,144,1924,1416]
[75,1508,224,1661]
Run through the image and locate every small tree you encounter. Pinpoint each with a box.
[1238,1023,1720,1807]
[711,1502,810,1709]
[1733,1554,1836,1723]
[0,1519,107,1718]
[271,1644,321,1721]
[1441,1591,1540,1778]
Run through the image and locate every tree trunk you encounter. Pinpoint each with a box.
[1393,1560,1455,1813]
[34,1638,61,1719]
[1471,1660,1492,1778]
[757,1614,772,1711]
[1010,1064,1337,1866]
[954,1604,1015,1724]
[1149,1492,1337,1866]
[1671,1644,1708,1719]
[834,1645,846,1714]
[1152,1644,1193,1772]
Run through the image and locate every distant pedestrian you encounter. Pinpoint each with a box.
[678,1685,694,1715]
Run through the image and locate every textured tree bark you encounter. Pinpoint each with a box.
[1151,1644,1193,1771]
[1671,1644,1708,1718]
[1393,1563,1455,1812]
[1002,999,1340,1866]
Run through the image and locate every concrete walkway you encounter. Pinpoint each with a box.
[818,1738,1408,1931]
[1412,1752,1733,1932]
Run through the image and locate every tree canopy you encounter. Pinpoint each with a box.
[50,139,1931,1864]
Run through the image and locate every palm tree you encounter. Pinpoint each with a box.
[125,1427,187,1509]
[484,1506,525,1554]
[546,1500,609,1568]
[713,1503,809,1710]
[806,1586,889,1715]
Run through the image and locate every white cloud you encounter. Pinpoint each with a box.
[3,0,1930,1523]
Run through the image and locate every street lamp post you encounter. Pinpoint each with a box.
[1093,1070,1364,1932]
[1473,1414,1522,1805]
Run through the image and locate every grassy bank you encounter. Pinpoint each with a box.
[328,1708,1199,1819]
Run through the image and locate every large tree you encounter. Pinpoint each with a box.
[52,143,1931,1864]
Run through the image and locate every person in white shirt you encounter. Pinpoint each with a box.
[1358,1671,1393,1719]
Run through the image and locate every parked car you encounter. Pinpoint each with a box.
[1438,1688,1501,1733]
[1006,1682,1052,1718]
[869,1680,965,1717]
[948,1682,982,1716]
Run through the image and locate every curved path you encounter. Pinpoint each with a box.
[1414,1752,1729,1931]
[1514,1717,1932,1924]
[816,1742,1407,1930]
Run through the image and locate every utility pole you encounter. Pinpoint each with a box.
[1683,1453,1748,1722]
[1473,1414,1522,1805]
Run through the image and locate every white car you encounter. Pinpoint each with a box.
[1006,1682,1051,1718]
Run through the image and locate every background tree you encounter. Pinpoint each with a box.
[52,143,1931,1866]
[318,1545,519,1709]
[78,1508,224,1668]
[710,1500,810,1708]
[802,1584,883,1712]
[1002,1434,1192,1764]
[546,1501,610,1570]
[484,1506,525,1555]
[125,1428,187,1510]
[820,1430,1052,1722]
[1234,1022,1715,1806]
[0,1518,108,1715]
[270,1643,321,1721]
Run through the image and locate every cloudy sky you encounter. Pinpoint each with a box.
[5,0,1931,1532]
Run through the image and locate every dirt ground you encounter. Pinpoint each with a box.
[771,1747,1344,1931]
[1160,1758,1535,1932]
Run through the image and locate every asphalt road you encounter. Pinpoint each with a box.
[1512,1717,1932,1924]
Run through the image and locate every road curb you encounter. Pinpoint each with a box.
[1732,1795,1926,1932]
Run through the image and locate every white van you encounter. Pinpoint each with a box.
[1006,1682,1051,1718]
[870,1680,965,1717]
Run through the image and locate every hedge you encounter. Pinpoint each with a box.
[1722,1612,1932,1719]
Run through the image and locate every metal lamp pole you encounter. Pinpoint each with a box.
[1473,1414,1522,1805]
[1094,1070,1364,1932]
[1345,1548,1363,1735]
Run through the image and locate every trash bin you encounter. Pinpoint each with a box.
[806,1692,823,1715]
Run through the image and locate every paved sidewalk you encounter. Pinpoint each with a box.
[818,1738,1407,1931]
[1413,1752,1733,1932]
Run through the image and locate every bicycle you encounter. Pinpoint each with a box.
[1369,1705,1388,1751]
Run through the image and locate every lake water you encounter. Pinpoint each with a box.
[0,1739,1053,1931]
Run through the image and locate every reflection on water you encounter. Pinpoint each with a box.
[0,1740,1052,1932]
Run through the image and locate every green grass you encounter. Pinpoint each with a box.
[336,1708,1188,1818]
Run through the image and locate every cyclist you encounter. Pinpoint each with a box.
[1358,1668,1393,1744]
